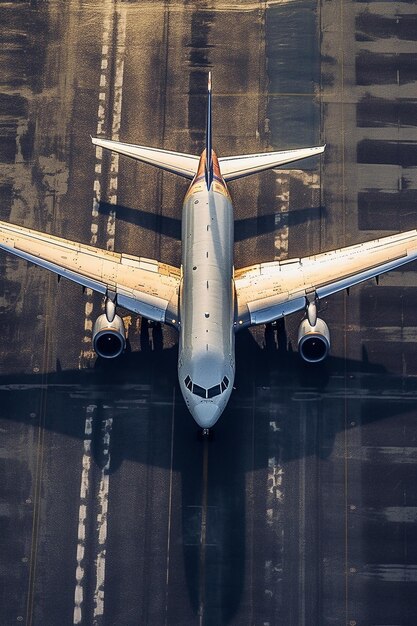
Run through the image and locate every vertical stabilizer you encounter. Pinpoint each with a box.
[205,71,213,189]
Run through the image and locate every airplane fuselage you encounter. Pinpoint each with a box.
[178,151,235,428]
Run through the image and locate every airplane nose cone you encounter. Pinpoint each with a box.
[192,402,221,429]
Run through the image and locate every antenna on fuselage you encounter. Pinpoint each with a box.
[205,71,213,189]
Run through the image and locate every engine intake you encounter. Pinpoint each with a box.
[92,313,126,359]
[298,317,330,363]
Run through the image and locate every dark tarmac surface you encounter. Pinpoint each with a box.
[1,1,417,625]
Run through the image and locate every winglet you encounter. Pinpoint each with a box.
[205,71,213,189]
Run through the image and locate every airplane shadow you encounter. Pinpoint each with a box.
[98,200,325,242]
[0,322,414,622]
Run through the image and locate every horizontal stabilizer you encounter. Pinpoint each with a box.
[92,137,199,179]
[219,145,325,181]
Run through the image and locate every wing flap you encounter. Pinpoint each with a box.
[219,145,325,181]
[235,230,417,327]
[92,137,199,179]
[0,221,180,324]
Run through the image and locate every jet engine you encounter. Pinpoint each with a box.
[297,317,330,363]
[92,299,126,358]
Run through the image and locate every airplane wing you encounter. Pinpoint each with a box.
[219,145,325,181]
[0,221,180,324]
[234,230,417,326]
[92,137,199,179]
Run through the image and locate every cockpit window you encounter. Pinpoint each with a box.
[192,384,206,398]
[207,384,221,398]
[184,375,230,398]
[184,375,192,390]
[221,376,230,391]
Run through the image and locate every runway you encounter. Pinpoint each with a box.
[1,0,417,625]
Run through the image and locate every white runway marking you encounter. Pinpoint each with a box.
[274,170,320,262]
[79,5,127,362]
[79,4,113,365]
[106,8,126,253]
[93,415,113,622]
[274,171,290,261]
[73,3,126,624]
[73,406,95,625]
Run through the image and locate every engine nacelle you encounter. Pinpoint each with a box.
[298,317,330,363]
[92,313,126,359]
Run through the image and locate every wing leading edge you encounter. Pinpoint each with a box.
[0,221,180,324]
[235,230,417,327]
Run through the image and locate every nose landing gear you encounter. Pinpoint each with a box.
[202,428,210,437]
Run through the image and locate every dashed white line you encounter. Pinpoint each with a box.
[79,2,113,364]
[93,415,113,623]
[79,7,126,361]
[274,170,320,262]
[73,3,126,624]
[106,9,126,253]
[91,12,127,617]
[73,406,95,625]
[274,172,290,261]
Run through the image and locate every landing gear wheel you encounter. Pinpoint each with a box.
[202,428,210,437]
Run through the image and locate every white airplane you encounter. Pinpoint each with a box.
[1,72,417,432]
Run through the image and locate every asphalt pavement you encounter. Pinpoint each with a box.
[1,1,417,625]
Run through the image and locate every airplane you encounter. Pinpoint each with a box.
[1,72,417,433]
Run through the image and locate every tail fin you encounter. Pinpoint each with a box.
[205,71,213,189]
